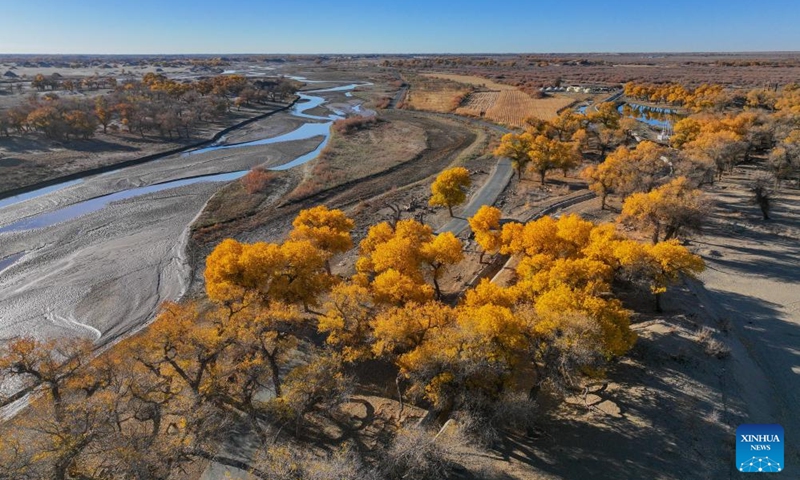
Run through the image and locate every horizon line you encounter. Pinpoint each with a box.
[2,50,800,57]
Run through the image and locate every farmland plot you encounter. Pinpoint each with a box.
[484,90,574,126]
[455,91,500,117]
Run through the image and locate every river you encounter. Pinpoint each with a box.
[0,81,365,344]
[574,102,682,129]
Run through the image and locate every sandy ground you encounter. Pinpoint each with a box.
[0,109,326,345]
[0,103,291,196]
[690,166,800,467]
[434,163,799,479]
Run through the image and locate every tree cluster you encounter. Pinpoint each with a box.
[494,114,583,184]
[582,140,672,209]
[0,74,298,141]
[0,199,705,478]
[623,82,729,111]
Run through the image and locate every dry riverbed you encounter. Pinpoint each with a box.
[0,110,325,345]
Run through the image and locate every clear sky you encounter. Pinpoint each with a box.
[1,0,798,54]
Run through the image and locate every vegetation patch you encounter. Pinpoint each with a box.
[332,115,379,135]
[289,116,427,200]
[419,72,574,126]
[402,74,472,113]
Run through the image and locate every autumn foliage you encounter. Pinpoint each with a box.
[332,115,378,134]
[468,205,503,262]
[0,199,707,477]
[241,167,277,194]
[429,167,471,216]
[619,177,705,244]
[581,141,670,209]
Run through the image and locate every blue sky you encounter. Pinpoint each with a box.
[1,0,798,54]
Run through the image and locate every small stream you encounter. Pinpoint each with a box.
[574,102,682,128]
[0,82,367,234]
[0,179,84,210]
[0,252,25,275]
[618,103,681,128]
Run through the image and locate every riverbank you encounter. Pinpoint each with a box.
[0,80,368,345]
[0,101,295,201]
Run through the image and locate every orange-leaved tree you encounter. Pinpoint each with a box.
[495,131,535,179]
[619,177,705,244]
[205,237,331,310]
[527,134,579,185]
[468,205,503,262]
[355,219,463,302]
[429,167,471,217]
[289,205,354,274]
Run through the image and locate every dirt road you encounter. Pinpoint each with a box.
[691,169,800,467]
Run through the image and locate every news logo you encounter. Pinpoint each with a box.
[736,424,784,473]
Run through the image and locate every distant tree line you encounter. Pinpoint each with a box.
[0,73,298,141]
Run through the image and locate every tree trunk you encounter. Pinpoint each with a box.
[266,353,282,398]
[655,292,663,313]
[540,171,546,185]
[652,224,661,244]
[433,275,442,300]
[600,192,608,210]
[396,375,405,420]
[447,204,454,217]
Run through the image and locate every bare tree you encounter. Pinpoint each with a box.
[751,174,776,220]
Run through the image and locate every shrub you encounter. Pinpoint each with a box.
[455,392,538,447]
[381,427,454,480]
[332,115,379,135]
[240,167,276,194]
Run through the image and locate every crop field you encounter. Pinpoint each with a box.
[455,91,500,117]
[417,72,575,127]
[485,90,574,125]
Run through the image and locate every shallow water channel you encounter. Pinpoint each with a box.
[617,103,682,128]
[0,83,365,234]
[575,102,682,128]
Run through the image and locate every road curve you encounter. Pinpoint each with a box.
[436,158,514,236]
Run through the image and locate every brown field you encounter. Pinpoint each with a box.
[456,89,574,127]
[402,74,471,113]
[455,91,500,117]
[486,90,574,125]
[417,72,575,127]
[288,114,428,200]
[423,73,516,91]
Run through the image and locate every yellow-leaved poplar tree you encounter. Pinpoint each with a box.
[468,205,503,262]
[429,167,471,217]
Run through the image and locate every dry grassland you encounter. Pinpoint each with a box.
[422,72,575,127]
[423,73,516,91]
[289,118,428,200]
[403,74,472,113]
